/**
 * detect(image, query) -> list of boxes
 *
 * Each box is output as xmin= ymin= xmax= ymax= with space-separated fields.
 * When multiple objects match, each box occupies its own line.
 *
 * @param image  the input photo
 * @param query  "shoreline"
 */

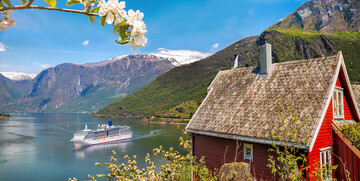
xmin=139 ymin=120 xmax=188 ymax=125
xmin=92 ymin=114 xmax=190 ymax=125
xmin=0 ymin=114 xmax=10 ymax=119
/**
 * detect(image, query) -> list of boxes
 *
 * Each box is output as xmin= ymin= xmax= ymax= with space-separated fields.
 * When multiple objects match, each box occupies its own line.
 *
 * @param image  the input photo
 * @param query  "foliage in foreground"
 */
xmin=70 ymin=127 xmax=218 ymax=181
xmin=341 ymin=122 xmax=360 ymax=149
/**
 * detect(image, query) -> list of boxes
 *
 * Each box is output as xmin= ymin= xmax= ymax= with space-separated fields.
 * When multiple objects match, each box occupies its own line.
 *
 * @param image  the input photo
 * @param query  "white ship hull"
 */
xmin=71 ymin=121 xmax=132 ymax=147
xmin=72 ymin=133 xmax=132 ymax=147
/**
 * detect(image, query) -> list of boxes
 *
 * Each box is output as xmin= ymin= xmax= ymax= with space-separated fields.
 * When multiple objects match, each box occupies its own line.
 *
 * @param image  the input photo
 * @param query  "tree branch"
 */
xmin=25 ymin=0 xmax=34 ymax=7
xmin=0 ymin=5 xmax=99 ymax=16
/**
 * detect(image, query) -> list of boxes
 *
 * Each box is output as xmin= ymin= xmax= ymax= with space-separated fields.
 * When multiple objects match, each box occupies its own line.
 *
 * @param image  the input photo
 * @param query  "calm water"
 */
xmin=0 ymin=113 xmax=186 ymax=180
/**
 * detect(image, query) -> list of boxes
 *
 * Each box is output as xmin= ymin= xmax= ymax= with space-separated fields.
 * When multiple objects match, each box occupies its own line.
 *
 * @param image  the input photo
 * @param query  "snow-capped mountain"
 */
xmin=151 ymin=48 xmax=212 ymax=66
xmin=0 ymin=72 xmax=38 ymax=81
xmin=82 ymin=55 xmax=128 ymax=67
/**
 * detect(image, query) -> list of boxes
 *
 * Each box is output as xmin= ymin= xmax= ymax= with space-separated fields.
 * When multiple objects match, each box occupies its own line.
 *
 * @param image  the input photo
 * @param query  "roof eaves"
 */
xmin=187 ymin=129 xmax=309 ymax=149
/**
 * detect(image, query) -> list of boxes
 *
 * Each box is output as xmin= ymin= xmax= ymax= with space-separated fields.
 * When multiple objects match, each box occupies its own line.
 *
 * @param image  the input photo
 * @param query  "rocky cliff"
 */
xmin=268 ymin=0 xmax=360 ymax=33
xmin=0 ymin=54 xmax=175 ymax=113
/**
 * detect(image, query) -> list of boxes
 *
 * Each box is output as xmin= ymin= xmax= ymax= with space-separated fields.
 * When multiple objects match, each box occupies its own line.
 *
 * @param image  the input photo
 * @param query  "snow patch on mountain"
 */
xmin=152 ymin=48 xmax=212 ymax=66
xmin=0 ymin=72 xmax=38 ymax=81
xmin=82 ymin=55 xmax=128 ymax=67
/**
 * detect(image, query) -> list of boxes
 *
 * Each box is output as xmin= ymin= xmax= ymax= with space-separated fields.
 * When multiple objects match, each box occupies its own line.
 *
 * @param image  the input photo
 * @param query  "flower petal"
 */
xmin=106 ymin=13 xmax=115 ymax=24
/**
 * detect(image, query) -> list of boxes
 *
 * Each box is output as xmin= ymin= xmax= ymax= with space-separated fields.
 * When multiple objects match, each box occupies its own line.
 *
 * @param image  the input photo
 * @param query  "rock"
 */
xmin=219 ymin=162 xmax=254 ymax=181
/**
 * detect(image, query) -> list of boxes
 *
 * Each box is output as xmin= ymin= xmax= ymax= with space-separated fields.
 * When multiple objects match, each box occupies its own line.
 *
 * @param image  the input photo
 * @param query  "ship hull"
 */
xmin=73 ymin=133 xmax=132 ymax=147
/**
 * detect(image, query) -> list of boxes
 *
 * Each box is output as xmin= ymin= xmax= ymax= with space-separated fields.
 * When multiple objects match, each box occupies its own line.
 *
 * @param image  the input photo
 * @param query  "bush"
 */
xmin=341 ymin=123 xmax=360 ymax=149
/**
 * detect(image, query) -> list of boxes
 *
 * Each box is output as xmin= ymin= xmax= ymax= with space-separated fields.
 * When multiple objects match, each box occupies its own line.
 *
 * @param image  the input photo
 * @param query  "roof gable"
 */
xmin=186 ymin=53 xmax=341 ymax=147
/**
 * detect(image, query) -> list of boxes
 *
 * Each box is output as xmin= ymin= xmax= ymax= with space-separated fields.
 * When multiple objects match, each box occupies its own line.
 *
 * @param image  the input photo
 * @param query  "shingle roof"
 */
xmin=186 ymin=54 xmax=341 ymax=147
xmin=352 ymin=85 xmax=360 ymax=111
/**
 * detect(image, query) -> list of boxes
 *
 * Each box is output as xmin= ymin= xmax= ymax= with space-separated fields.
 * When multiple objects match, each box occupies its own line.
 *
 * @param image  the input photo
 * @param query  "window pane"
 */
xmin=338 ymin=92 xmax=343 ymax=116
xmin=327 ymin=150 xmax=331 ymax=166
xmin=333 ymin=92 xmax=338 ymax=116
xmin=246 ymin=148 xmax=251 ymax=156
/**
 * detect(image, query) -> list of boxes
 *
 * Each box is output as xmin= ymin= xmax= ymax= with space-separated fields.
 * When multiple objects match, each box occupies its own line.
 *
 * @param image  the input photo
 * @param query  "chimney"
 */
xmin=260 ymin=43 xmax=272 ymax=74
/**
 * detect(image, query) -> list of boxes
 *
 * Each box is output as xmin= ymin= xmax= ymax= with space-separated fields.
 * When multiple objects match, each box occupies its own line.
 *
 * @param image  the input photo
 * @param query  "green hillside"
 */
xmin=96 ymin=30 xmax=360 ymax=118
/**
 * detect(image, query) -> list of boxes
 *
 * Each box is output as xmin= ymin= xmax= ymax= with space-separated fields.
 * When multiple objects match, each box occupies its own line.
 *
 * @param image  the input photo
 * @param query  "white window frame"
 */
xmin=320 ymin=147 xmax=332 ymax=181
xmin=333 ymin=87 xmax=344 ymax=119
xmin=243 ymin=143 xmax=253 ymax=161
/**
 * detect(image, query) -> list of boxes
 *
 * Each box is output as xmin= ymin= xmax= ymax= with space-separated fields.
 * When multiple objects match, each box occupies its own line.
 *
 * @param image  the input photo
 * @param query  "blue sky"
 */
xmin=0 ymin=0 xmax=308 ymax=73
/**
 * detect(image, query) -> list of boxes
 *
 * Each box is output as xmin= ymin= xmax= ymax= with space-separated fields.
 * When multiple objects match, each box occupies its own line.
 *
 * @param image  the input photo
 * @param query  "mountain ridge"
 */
xmin=268 ymin=0 xmax=360 ymax=33
xmin=97 ymin=0 xmax=360 ymax=118
xmin=0 ymin=54 xmax=176 ymax=113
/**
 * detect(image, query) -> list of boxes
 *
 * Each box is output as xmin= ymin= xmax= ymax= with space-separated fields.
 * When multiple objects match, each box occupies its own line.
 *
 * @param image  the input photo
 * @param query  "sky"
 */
xmin=0 ymin=0 xmax=308 ymax=74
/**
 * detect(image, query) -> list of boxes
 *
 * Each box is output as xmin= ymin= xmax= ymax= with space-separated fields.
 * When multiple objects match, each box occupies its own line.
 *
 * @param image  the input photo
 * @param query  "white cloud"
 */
xmin=40 ymin=64 xmax=50 ymax=68
xmin=82 ymin=40 xmax=90 ymax=46
xmin=212 ymin=43 xmax=219 ymax=49
xmin=0 ymin=42 xmax=6 ymax=51
xmin=152 ymin=48 xmax=212 ymax=66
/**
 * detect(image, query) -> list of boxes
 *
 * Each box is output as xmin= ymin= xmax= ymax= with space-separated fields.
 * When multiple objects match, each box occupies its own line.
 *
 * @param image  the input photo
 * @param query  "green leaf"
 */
xmin=44 ymin=0 xmax=56 ymax=7
xmin=3 ymin=0 xmax=11 ymax=6
xmin=88 ymin=15 xmax=95 ymax=24
xmin=66 ymin=0 xmax=80 ymax=6
xmin=0 ymin=1 xmax=3 ymax=7
xmin=113 ymin=21 xmax=126 ymax=33
xmin=91 ymin=6 xmax=100 ymax=13
xmin=100 ymin=16 xmax=106 ymax=27
xmin=115 ymin=39 xmax=130 ymax=45
xmin=21 ymin=0 xmax=27 ymax=5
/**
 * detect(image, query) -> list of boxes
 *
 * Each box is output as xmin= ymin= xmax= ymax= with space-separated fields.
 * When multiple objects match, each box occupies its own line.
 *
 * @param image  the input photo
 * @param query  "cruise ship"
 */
xmin=71 ymin=120 xmax=132 ymax=147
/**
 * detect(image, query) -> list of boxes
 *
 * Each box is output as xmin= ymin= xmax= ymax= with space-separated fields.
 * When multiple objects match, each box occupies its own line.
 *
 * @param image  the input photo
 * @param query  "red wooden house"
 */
xmin=186 ymin=43 xmax=360 ymax=180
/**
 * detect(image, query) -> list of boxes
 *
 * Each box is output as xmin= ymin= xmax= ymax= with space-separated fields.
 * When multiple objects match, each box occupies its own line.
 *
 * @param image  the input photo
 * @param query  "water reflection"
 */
xmin=0 ymin=113 xmax=185 ymax=181
xmin=74 ymin=141 xmax=131 ymax=159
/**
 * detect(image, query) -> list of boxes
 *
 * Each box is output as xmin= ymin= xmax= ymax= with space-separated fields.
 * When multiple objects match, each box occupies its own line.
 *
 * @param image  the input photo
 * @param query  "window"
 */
xmin=243 ymin=143 xmax=253 ymax=161
xmin=333 ymin=88 xmax=344 ymax=119
xmin=320 ymin=147 xmax=332 ymax=180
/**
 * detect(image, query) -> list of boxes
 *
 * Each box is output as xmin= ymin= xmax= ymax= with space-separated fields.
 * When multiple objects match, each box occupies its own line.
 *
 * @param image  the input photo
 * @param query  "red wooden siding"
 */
xmin=333 ymin=131 xmax=360 ymax=181
xmin=335 ymin=74 xmax=356 ymax=121
xmin=307 ymin=69 xmax=358 ymax=180
xmin=307 ymin=98 xmax=334 ymax=180
xmin=193 ymin=133 xmax=276 ymax=180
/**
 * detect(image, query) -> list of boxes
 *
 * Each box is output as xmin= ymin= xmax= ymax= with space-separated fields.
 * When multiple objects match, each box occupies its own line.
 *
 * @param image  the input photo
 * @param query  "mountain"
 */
xmin=268 ymin=0 xmax=359 ymax=33
xmin=97 ymin=0 xmax=360 ymax=118
xmin=0 ymin=73 xmax=22 ymax=107
xmin=0 ymin=72 xmax=37 ymax=81
xmin=0 ymin=54 xmax=175 ymax=113
xmin=0 ymin=72 xmax=36 ymax=97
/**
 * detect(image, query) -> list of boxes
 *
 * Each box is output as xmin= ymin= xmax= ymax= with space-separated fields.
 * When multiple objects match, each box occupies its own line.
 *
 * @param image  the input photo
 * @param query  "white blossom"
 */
xmin=0 ymin=10 xmax=16 ymax=31
xmin=98 ymin=0 xmax=127 ymax=25
xmin=128 ymin=26 xmax=147 ymax=50
xmin=127 ymin=9 xmax=145 ymax=28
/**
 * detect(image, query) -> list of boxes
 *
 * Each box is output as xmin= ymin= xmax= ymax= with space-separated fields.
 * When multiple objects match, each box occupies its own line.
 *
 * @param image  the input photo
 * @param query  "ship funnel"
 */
xmin=108 ymin=120 xmax=112 ymax=126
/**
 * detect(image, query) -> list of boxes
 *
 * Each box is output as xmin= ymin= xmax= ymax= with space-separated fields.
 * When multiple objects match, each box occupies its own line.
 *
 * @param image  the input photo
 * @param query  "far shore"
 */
xmin=93 ymin=114 xmax=190 ymax=125
xmin=0 ymin=113 xmax=11 ymax=119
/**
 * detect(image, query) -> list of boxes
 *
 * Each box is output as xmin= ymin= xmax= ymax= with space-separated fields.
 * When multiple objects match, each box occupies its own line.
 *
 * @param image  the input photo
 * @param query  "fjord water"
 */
xmin=0 ymin=113 xmax=186 ymax=180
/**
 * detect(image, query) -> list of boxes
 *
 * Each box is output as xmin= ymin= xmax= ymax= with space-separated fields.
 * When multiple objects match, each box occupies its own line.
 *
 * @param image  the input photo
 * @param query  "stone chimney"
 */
xmin=260 ymin=43 xmax=272 ymax=74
